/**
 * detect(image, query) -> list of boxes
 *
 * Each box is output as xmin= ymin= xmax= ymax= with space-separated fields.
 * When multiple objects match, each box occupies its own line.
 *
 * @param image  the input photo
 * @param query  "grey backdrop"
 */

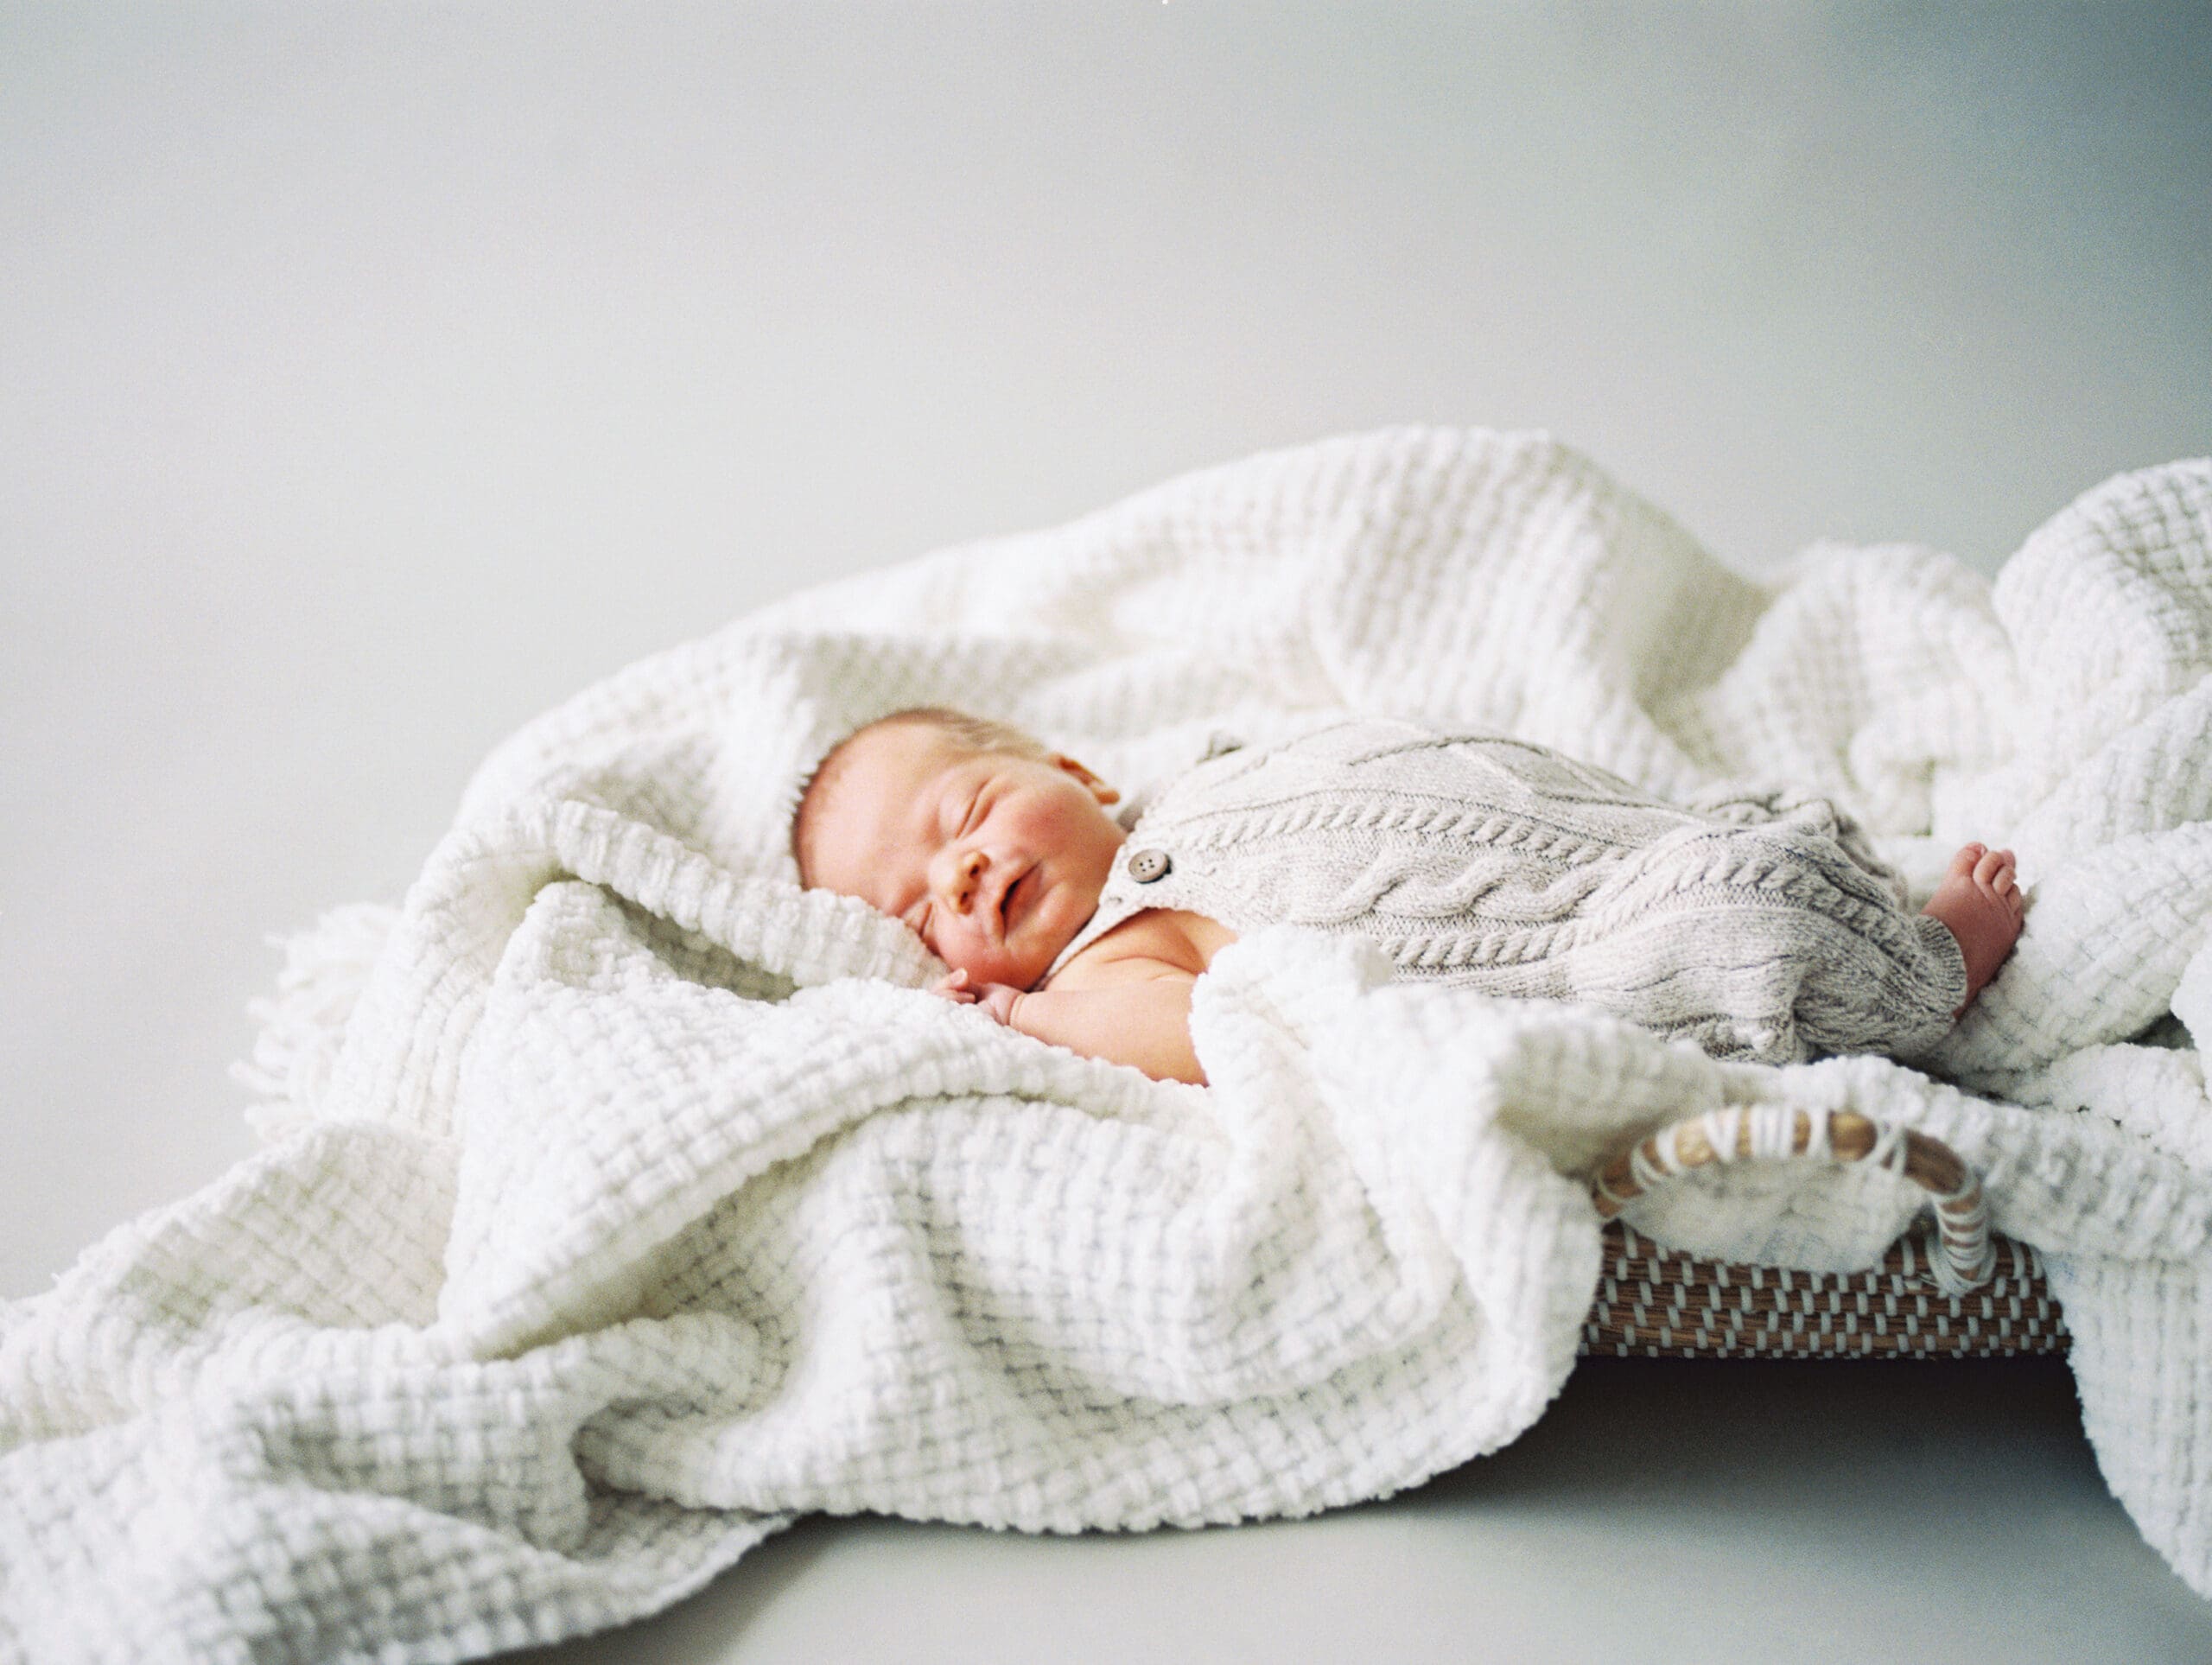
xmin=5 ymin=5 xmax=2209 ymax=1661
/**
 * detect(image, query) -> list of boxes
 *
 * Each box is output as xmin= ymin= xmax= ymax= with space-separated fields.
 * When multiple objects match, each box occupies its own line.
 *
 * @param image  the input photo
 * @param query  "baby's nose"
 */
xmin=942 ymin=848 xmax=988 ymax=913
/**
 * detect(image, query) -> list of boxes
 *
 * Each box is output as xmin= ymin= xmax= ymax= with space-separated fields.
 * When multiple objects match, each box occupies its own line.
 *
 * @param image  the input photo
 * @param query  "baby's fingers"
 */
xmin=931 ymin=969 xmax=978 ymax=1002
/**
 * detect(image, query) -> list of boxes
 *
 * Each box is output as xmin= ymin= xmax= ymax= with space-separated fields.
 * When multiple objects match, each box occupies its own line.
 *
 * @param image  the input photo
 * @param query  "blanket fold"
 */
xmin=6 ymin=427 xmax=2210 ymax=1662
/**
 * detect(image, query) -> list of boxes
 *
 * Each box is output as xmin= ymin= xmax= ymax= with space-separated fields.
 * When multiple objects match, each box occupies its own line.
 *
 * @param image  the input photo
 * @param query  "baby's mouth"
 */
xmin=999 ymin=865 xmax=1033 ymax=937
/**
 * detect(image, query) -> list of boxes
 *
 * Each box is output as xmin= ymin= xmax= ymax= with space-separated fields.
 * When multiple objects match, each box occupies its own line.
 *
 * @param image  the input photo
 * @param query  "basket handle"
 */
xmin=1590 ymin=1106 xmax=1995 ymax=1294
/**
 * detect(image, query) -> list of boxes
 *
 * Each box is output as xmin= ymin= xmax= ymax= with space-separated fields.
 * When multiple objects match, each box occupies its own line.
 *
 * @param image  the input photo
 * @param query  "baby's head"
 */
xmin=793 ymin=707 xmax=1125 ymax=989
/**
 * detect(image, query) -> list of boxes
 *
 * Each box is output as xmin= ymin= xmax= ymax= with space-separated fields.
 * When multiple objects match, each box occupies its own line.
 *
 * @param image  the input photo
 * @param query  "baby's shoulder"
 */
xmin=1045 ymin=908 xmax=1236 ymax=989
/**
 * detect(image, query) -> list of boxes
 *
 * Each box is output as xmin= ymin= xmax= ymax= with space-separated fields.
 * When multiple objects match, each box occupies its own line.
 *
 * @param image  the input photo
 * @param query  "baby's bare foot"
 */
xmin=1921 ymin=842 xmax=2025 ymax=1016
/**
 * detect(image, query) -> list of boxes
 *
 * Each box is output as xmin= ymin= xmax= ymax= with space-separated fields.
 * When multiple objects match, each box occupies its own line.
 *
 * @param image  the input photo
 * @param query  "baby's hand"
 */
xmin=972 ymin=982 xmax=1023 ymax=1025
xmin=930 ymin=969 xmax=1023 ymax=1026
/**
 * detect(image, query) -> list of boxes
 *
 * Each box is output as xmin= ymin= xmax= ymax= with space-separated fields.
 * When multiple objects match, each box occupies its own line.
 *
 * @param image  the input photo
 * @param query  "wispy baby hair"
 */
xmin=791 ymin=706 xmax=1049 ymax=885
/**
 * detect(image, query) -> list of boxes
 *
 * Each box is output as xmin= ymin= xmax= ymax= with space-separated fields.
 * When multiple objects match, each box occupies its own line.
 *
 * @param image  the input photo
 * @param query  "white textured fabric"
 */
xmin=5 ymin=429 xmax=2211 ymax=1661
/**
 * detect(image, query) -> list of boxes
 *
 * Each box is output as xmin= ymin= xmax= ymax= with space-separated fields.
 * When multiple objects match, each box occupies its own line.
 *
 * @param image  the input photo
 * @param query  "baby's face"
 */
xmin=802 ymin=722 xmax=1125 ymax=989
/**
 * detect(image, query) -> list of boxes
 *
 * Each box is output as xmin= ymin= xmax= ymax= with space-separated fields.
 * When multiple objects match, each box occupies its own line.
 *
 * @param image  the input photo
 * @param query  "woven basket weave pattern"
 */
xmin=1580 ymin=1223 xmax=2069 ymax=1359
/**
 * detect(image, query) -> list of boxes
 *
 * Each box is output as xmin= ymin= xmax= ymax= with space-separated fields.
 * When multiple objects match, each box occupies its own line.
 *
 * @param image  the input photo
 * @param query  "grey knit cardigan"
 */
xmin=1048 ymin=717 xmax=1967 ymax=1067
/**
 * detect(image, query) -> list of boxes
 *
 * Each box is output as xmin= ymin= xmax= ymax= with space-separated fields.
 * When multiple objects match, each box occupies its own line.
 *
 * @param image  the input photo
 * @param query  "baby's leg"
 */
xmin=1682 ymin=782 xmax=1910 ymax=903
xmin=1920 ymin=843 xmax=2025 ymax=1015
xmin=1593 ymin=819 xmax=1974 ymax=1065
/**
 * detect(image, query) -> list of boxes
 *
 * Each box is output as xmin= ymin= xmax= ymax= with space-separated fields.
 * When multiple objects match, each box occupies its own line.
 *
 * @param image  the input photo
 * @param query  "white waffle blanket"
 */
xmin=6 ymin=429 xmax=2212 ymax=1661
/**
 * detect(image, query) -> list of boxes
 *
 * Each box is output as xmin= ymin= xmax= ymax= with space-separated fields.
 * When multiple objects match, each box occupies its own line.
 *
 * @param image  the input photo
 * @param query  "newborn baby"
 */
xmin=792 ymin=707 xmax=2024 ymax=1086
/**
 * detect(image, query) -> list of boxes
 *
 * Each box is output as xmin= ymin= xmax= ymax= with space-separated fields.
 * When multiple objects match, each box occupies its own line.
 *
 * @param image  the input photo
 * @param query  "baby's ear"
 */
xmin=1052 ymin=753 xmax=1120 ymax=805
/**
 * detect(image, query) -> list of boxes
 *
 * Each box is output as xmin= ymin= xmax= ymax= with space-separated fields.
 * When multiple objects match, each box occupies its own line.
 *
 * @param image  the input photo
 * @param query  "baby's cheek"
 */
xmin=935 ymin=937 xmax=993 ymax=982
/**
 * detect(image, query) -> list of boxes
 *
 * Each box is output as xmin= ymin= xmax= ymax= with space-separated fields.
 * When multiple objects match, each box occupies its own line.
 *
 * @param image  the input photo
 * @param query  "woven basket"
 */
xmin=1578 ymin=1106 xmax=2069 ymax=1360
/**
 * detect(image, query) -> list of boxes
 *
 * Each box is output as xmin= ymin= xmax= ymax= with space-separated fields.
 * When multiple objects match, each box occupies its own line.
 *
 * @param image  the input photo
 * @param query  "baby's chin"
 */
xmin=948 ymin=918 xmax=1090 ymax=993
xmin=1027 ymin=890 xmax=1105 ymax=986
xmin=947 ymin=944 xmax=1057 ymax=993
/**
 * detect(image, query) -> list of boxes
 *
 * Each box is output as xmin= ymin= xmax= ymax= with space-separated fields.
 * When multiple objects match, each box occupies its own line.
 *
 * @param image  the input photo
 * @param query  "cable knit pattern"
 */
xmin=3 ymin=428 xmax=2211 ymax=1662
xmin=1050 ymin=715 xmax=1965 ymax=1064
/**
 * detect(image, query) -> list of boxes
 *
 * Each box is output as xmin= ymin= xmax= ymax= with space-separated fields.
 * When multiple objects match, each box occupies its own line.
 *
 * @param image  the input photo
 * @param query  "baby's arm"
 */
xmin=934 ymin=964 xmax=1204 ymax=1085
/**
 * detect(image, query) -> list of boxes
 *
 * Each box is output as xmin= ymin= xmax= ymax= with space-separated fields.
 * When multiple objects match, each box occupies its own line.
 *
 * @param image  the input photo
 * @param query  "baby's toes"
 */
xmin=1973 ymin=847 xmax=2010 ymax=888
xmin=1947 ymin=842 xmax=1988 ymax=880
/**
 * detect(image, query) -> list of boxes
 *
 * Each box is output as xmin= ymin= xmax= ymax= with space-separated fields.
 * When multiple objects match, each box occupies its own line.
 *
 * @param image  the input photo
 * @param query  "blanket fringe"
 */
xmin=231 ymin=902 xmax=398 ymax=1141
